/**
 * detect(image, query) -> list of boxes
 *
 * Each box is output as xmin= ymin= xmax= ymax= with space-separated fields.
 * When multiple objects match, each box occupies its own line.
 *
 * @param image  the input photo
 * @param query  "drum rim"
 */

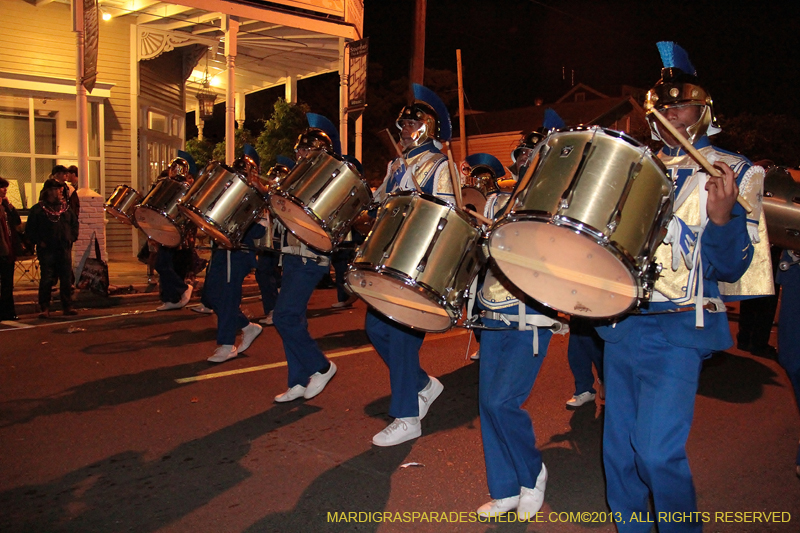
xmin=383 ymin=190 xmax=478 ymax=226
xmin=491 ymin=214 xmax=643 ymax=275
xmin=547 ymin=126 xmax=668 ymax=174
xmin=488 ymin=217 xmax=643 ymax=318
xmin=344 ymin=266 xmax=457 ymax=332
xmin=178 ymin=203 xmax=239 ymax=248
xmin=268 ymin=192 xmax=340 ymax=253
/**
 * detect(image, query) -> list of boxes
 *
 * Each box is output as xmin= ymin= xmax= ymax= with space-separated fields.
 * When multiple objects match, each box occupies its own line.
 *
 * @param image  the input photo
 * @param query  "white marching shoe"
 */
xmin=517 ymin=463 xmax=548 ymax=521
xmin=372 ymin=417 xmax=421 ymax=447
xmin=238 ymin=323 xmax=262 ymax=353
xmin=207 ymin=344 xmax=238 ymax=363
xmin=476 ymin=495 xmax=520 ymax=518
xmin=418 ymin=376 xmax=443 ymax=420
xmin=274 ymin=384 xmax=307 ymax=403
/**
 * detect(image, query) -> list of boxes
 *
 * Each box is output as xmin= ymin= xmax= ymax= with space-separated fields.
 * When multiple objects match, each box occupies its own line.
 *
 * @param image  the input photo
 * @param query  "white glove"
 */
xmin=663 ymin=216 xmax=698 ymax=271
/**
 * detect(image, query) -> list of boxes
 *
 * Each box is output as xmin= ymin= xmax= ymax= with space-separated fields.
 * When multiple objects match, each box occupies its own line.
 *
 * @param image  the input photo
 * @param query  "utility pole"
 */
xmin=410 ymin=0 xmax=426 ymax=86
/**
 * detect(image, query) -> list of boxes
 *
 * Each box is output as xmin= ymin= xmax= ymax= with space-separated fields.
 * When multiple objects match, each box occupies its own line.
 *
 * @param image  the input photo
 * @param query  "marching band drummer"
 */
xmin=460 ymin=153 xmax=508 ymax=361
xmin=366 ymin=84 xmax=452 ymax=447
xmin=204 ymin=145 xmax=267 ymax=363
xmin=473 ymin=118 xmax=568 ymax=520
xmin=272 ymin=114 xmax=340 ymax=403
xmin=598 ymin=42 xmax=771 ymax=532
xmin=255 ymin=155 xmax=295 ymax=327
xmin=154 ymin=151 xmax=197 ymax=311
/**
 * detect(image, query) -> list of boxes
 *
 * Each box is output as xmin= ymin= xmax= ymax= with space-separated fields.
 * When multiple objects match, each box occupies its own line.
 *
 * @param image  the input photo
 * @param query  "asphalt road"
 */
xmin=0 ymin=291 xmax=798 ymax=532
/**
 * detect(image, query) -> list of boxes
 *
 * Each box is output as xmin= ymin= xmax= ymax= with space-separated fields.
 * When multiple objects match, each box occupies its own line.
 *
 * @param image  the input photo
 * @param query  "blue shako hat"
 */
xmin=276 ymin=155 xmax=295 ymax=170
xmin=342 ymin=154 xmax=364 ymax=175
xmin=397 ymin=83 xmax=452 ymax=143
xmin=296 ymin=113 xmax=342 ymax=156
xmin=243 ymin=143 xmax=260 ymax=169
xmin=542 ymin=108 xmax=565 ymax=132
xmin=645 ymin=41 xmax=720 ymax=141
xmin=176 ymin=150 xmax=197 ymax=177
xmin=464 ymin=153 xmax=506 ymax=179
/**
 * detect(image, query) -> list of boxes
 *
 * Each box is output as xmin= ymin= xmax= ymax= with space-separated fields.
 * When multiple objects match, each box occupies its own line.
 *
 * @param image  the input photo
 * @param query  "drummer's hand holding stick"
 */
xmin=648 ymin=107 xmax=752 ymax=214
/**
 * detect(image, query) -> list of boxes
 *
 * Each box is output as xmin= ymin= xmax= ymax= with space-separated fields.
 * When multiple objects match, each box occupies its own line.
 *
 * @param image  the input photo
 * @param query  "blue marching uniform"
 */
xmin=365 ymin=140 xmax=453 ymax=418
xmin=476 ymin=192 xmax=565 ymax=503
xmin=205 ymin=222 xmax=266 ymax=345
xmin=597 ymin=136 xmax=761 ymax=532
xmin=273 ymin=233 xmax=332 ymax=389
xmin=777 ymin=251 xmax=800 ymax=471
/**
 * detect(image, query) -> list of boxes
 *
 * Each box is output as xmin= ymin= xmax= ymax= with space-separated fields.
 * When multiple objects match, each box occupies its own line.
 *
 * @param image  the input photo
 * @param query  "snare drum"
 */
xmin=178 ymin=161 xmax=269 ymax=248
xmin=269 ymin=150 xmax=372 ymax=253
xmin=346 ymin=191 xmax=485 ymax=332
xmin=488 ymin=127 xmax=673 ymax=318
xmin=763 ymin=166 xmax=800 ymax=251
xmin=133 ymin=178 xmax=192 ymax=247
xmin=104 ymin=185 xmax=143 ymax=226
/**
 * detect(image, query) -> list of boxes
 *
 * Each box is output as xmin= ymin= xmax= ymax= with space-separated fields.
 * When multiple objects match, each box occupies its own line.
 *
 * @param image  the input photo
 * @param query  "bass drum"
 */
xmin=763 ymin=166 xmax=800 ymax=251
xmin=134 ymin=178 xmax=192 ymax=247
xmin=345 ymin=191 xmax=485 ymax=332
xmin=179 ymin=161 xmax=268 ymax=248
xmin=104 ymin=185 xmax=142 ymax=226
xmin=269 ymin=150 xmax=372 ymax=253
xmin=489 ymin=126 xmax=673 ymax=318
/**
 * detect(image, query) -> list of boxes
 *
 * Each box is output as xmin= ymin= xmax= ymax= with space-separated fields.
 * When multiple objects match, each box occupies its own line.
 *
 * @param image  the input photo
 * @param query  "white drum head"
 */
xmin=270 ymin=196 xmax=332 ymax=252
xmin=490 ymin=221 xmax=637 ymax=317
xmin=461 ymin=187 xmax=487 ymax=214
xmin=134 ymin=208 xmax=182 ymax=247
xmin=346 ymin=269 xmax=453 ymax=332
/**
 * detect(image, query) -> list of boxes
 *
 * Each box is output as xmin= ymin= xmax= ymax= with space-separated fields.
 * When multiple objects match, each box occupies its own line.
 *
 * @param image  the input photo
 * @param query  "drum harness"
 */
xmin=464 ymin=276 xmax=568 ymax=356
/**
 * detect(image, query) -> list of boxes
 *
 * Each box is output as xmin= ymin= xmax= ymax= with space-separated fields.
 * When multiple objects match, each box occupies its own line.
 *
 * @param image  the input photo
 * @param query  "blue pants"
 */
xmin=778 ymin=264 xmax=800 ymax=467
xmin=365 ymin=309 xmax=429 ymax=418
xmin=331 ymin=247 xmax=355 ymax=302
xmin=155 ymin=246 xmax=189 ymax=304
xmin=479 ymin=319 xmax=552 ymax=499
xmin=603 ymin=315 xmax=704 ymax=533
xmin=567 ymin=317 xmax=604 ymax=395
xmin=255 ymin=252 xmax=280 ymax=315
xmin=205 ymin=250 xmax=252 ymax=345
xmin=273 ymin=255 xmax=329 ymax=388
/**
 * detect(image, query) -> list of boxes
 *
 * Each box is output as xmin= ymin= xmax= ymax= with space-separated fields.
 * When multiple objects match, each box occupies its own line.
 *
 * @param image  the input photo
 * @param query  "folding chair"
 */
xmin=14 ymin=256 xmax=40 ymax=284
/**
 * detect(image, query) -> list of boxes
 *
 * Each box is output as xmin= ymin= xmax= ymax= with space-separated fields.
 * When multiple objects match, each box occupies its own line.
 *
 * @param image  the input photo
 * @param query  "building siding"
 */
xmin=2 ymin=1 xmax=135 ymax=256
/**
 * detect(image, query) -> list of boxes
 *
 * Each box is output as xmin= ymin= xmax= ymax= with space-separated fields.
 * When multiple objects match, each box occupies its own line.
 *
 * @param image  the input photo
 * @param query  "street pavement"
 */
xmin=0 ymin=281 xmax=799 ymax=532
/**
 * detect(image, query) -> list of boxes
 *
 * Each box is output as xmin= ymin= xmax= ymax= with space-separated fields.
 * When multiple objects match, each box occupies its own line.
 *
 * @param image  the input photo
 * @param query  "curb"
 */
xmin=12 ymin=281 xmax=263 ymax=317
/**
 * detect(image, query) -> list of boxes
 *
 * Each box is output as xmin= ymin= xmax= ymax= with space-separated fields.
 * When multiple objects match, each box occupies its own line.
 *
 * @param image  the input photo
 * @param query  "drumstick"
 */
xmin=445 ymin=141 xmax=464 ymax=209
xmin=648 ymin=107 xmax=753 ymax=213
xmin=384 ymin=128 xmax=423 ymax=194
xmin=464 ymin=207 xmax=492 ymax=226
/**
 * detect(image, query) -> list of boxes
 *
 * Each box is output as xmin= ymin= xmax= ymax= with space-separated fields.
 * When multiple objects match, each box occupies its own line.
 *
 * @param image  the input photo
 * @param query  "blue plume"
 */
xmin=243 ymin=143 xmax=260 ymax=168
xmin=656 ymin=41 xmax=696 ymax=75
xmin=412 ymin=83 xmax=452 ymax=142
xmin=306 ymin=113 xmax=341 ymax=156
xmin=177 ymin=149 xmax=197 ymax=176
xmin=464 ymin=153 xmax=506 ymax=178
xmin=342 ymin=154 xmax=364 ymax=175
xmin=276 ymin=155 xmax=295 ymax=170
xmin=542 ymin=108 xmax=565 ymax=131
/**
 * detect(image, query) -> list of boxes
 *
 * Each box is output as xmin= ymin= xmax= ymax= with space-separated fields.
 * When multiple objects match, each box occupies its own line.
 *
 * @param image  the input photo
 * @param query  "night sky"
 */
xmin=196 ymin=1 xmax=800 ymax=144
xmin=363 ymin=0 xmax=800 ymax=119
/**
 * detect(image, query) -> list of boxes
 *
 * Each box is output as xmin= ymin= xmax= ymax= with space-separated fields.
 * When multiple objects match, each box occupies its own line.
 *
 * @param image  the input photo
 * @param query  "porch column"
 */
xmin=235 ymin=90 xmax=246 ymax=130
xmin=73 ymin=0 xmax=105 ymax=266
xmin=338 ymin=38 xmax=347 ymax=155
xmin=223 ymin=15 xmax=239 ymax=164
xmin=285 ymin=73 xmax=297 ymax=104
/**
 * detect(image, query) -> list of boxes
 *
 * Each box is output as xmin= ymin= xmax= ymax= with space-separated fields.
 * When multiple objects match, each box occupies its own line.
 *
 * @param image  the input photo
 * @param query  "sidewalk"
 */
xmin=9 ymin=255 xmax=260 ymax=316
